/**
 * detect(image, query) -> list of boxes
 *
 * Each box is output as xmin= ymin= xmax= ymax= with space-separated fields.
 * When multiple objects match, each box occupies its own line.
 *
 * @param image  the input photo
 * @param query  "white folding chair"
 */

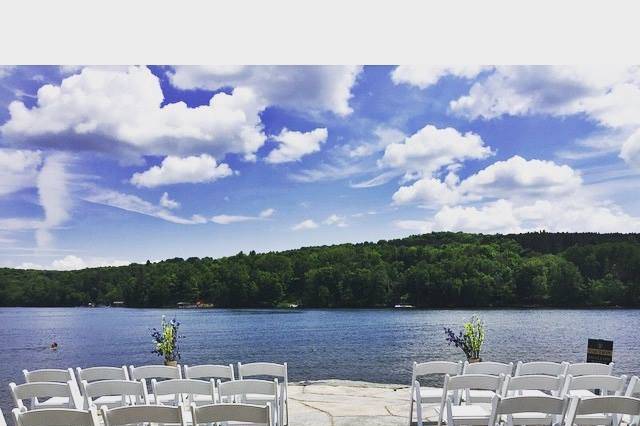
xmin=152 ymin=378 xmax=215 ymax=406
xmin=191 ymin=403 xmax=272 ymax=426
xmin=623 ymin=376 xmax=640 ymax=425
xmin=218 ymin=380 xmax=279 ymax=426
xmin=101 ymin=404 xmax=186 ymax=426
xmin=238 ymin=362 xmax=288 ymax=426
xmin=409 ymin=361 xmax=463 ymax=426
xmin=184 ymin=364 xmax=235 ymax=405
xmin=514 ymin=362 xmax=568 ymax=377
xmin=129 ymin=364 xmax=182 ymax=404
xmin=562 ymin=374 xmax=627 ymax=400
xmin=76 ymin=366 xmax=129 ymax=382
xmin=12 ymin=407 xmax=100 ymax=426
xmin=565 ymin=395 xmax=640 ymax=426
xmin=488 ymin=395 xmax=569 ymax=426
xmin=20 ymin=368 xmax=82 ymax=410
xmin=462 ymin=362 xmax=513 ymax=403
xmin=10 ymin=381 xmax=79 ymax=411
xmin=82 ymin=379 xmax=148 ymax=409
xmin=503 ymin=375 xmax=566 ymax=398
xmin=567 ymin=362 xmax=614 ymax=377
xmin=0 ymin=408 xmax=5 ymax=426
xmin=438 ymin=374 xmax=505 ymax=426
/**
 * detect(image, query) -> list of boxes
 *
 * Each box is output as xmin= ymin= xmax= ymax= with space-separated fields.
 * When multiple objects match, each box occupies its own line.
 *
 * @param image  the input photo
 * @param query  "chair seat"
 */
xmin=91 ymin=395 xmax=129 ymax=408
xmin=33 ymin=396 xmax=71 ymax=409
xmin=187 ymin=394 xmax=215 ymax=405
xmin=147 ymin=394 xmax=177 ymax=405
xmin=569 ymin=390 xmax=597 ymax=398
xmin=572 ymin=413 xmax=611 ymax=425
xmin=448 ymin=404 xmax=492 ymax=425
xmin=518 ymin=389 xmax=550 ymax=397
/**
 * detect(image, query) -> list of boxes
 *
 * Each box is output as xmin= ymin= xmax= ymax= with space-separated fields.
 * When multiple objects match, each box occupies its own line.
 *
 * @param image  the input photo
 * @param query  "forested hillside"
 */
xmin=1 ymin=232 xmax=640 ymax=308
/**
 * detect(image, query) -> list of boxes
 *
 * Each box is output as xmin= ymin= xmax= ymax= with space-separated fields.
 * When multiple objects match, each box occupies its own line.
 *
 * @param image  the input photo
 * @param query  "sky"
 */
xmin=1 ymin=65 xmax=640 ymax=270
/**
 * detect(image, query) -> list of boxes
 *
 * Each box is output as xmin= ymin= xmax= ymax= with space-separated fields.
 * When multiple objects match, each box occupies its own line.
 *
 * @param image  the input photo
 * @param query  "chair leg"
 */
xmin=416 ymin=401 xmax=423 ymax=426
xmin=408 ymin=398 xmax=414 ymax=426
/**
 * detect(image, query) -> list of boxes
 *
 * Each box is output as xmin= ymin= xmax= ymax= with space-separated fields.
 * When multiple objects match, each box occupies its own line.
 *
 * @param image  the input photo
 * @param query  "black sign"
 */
xmin=587 ymin=339 xmax=613 ymax=364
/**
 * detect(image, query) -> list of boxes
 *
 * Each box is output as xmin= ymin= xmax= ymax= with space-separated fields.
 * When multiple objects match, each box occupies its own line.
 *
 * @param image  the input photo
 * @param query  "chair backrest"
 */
xmin=625 ymin=376 xmax=640 ymax=397
xmin=76 ymin=366 xmax=129 ymax=382
xmin=184 ymin=364 xmax=235 ymax=381
xmin=12 ymin=408 xmax=99 ymax=426
xmin=562 ymin=374 xmax=627 ymax=396
xmin=238 ymin=362 xmax=287 ymax=380
xmin=566 ymin=395 xmax=640 ymax=425
xmin=463 ymin=361 xmax=513 ymax=376
xmin=503 ymin=375 xmax=565 ymax=396
xmin=514 ymin=361 xmax=568 ymax=377
xmin=152 ymin=379 xmax=215 ymax=405
xmin=101 ymin=405 xmax=185 ymax=426
xmin=412 ymin=361 xmax=463 ymax=382
xmin=82 ymin=380 xmax=147 ymax=408
xmin=10 ymin=382 xmax=75 ymax=410
xmin=217 ymin=379 xmax=278 ymax=403
xmin=444 ymin=373 xmax=504 ymax=395
xmin=566 ymin=362 xmax=614 ymax=376
xmin=190 ymin=403 xmax=271 ymax=426
xmin=129 ymin=365 xmax=182 ymax=381
xmin=489 ymin=395 xmax=568 ymax=426
xmin=23 ymin=369 xmax=75 ymax=383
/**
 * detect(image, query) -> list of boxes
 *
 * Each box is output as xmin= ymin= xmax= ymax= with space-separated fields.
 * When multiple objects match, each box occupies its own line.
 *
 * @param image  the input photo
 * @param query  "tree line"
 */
xmin=1 ymin=231 xmax=640 ymax=308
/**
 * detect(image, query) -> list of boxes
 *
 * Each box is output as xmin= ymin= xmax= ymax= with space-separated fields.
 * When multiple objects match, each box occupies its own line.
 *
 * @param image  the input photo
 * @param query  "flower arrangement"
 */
xmin=444 ymin=315 xmax=485 ymax=361
xmin=151 ymin=316 xmax=182 ymax=365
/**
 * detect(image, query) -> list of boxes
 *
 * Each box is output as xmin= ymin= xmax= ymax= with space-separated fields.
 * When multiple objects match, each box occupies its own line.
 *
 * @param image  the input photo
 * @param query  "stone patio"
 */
xmin=288 ymin=379 xmax=439 ymax=426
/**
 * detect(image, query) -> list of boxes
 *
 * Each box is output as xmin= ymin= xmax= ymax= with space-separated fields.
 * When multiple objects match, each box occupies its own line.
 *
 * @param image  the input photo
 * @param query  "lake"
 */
xmin=1 ymin=307 xmax=639 ymax=411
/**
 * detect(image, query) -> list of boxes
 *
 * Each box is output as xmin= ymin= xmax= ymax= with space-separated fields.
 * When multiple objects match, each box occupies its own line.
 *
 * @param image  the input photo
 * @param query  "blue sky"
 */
xmin=1 ymin=65 xmax=640 ymax=270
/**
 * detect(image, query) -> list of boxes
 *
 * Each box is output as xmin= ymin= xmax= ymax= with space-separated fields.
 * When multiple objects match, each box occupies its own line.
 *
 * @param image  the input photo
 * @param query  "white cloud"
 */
xmin=392 ymin=156 xmax=583 ymax=207
xmin=450 ymin=66 xmax=640 ymax=129
xmin=131 ymin=154 xmax=233 ymax=188
xmin=49 ymin=255 xmax=130 ymax=271
xmin=391 ymin=65 xmax=491 ymax=89
xmin=159 ymin=192 xmax=180 ymax=210
xmin=323 ymin=214 xmax=348 ymax=227
xmin=289 ymin=159 xmax=365 ymax=183
xmin=0 ymin=149 xmax=42 ymax=196
xmin=168 ymin=66 xmax=362 ymax=116
xmin=35 ymin=154 xmax=71 ymax=247
xmin=620 ymin=129 xmax=640 ymax=169
xmin=84 ymin=189 xmax=206 ymax=225
xmin=211 ymin=208 xmax=275 ymax=225
xmin=379 ymin=124 xmax=492 ymax=177
xmin=291 ymin=219 xmax=318 ymax=231
xmin=345 ymin=127 xmax=406 ymax=159
xmin=266 ymin=128 xmax=328 ymax=164
xmin=1 ymin=66 xmax=266 ymax=160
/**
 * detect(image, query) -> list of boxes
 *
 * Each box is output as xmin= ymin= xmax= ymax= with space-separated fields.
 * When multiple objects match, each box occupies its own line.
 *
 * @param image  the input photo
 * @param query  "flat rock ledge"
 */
xmin=289 ymin=380 xmax=439 ymax=426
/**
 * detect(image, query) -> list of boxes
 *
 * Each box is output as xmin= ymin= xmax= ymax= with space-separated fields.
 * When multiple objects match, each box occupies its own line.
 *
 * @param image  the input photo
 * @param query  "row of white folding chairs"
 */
xmin=11 ymin=377 xmax=286 ymax=426
xmin=16 ymin=362 xmax=289 ymax=423
xmin=409 ymin=361 xmax=627 ymax=426
xmin=8 ymin=402 xmax=274 ymax=426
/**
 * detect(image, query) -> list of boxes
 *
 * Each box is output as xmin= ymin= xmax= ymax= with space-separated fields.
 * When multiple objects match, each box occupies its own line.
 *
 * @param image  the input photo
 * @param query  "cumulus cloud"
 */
xmin=393 ymin=156 xmax=583 ymax=206
xmin=291 ymin=219 xmax=318 ymax=231
xmin=159 ymin=192 xmax=180 ymax=210
xmin=1 ymin=66 xmax=266 ymax=160
xmin=0 ymin=149 xmax=42 ymax=196
xmin=391 ymin=65 xmax=491 ymax=89
xmin=168 ymin=66 xmax=362 ymax=116
xmin=395 ymin=198 xmax=640 ymax=235
xmin=620 ymin=129 xmax=640 ymax=169
xmin=35 ymin=154 xmax=71 ymax=247
xmin=266 ymin=128 xmax=328 ymax=164
xmin=211 ymin=208 xmax=275 ymax=225
xmin=450 ymin=66 xmax=640 ymax=129
xmin=84 ymin=189 xmax=206 ymax=225
xmin=50 ymin=255 xmax=130 ymax=271
xmin=379 ymin=124 xmax=492 ymax=177
xmin=323 ymin=214 xmax=348 ymax=227
xmin=131 ymin=154 xmax=233 ymax=187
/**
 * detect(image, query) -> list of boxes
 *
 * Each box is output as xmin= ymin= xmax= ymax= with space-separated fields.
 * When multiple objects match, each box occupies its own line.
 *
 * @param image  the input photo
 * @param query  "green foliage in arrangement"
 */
xmin=445 ymin=315 xmax=486 ymax=359
xmin=1 ymin=231 xmax=640 ymax=308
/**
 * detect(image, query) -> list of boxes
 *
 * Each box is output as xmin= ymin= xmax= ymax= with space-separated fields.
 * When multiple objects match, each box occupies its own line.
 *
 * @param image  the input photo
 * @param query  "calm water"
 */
xmin=1 ymin=308 xmax=639 ymax=411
